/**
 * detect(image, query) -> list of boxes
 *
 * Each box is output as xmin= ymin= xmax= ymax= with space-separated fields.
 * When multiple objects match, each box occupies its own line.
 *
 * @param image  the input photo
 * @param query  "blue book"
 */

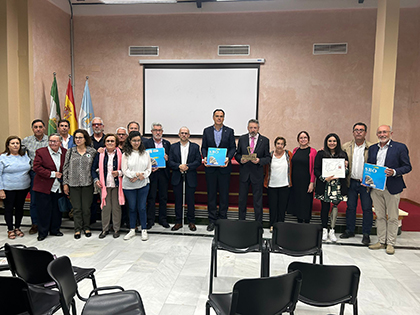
xmin=362 ymin=163 xmax=387 ymax=191
xmin=146 ymin=148 xmax=166 ymax=168
xmin=207 ymin=147 xmax=227 ymax=167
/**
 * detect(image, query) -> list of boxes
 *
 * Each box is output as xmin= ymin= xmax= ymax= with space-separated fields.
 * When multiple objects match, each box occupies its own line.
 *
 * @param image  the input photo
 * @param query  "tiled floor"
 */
xmin=2 ymin=216 xmax=420 ymax=315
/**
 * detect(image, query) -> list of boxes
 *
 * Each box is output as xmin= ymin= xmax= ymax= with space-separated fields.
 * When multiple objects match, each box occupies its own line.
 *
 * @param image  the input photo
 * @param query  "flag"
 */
xmin=48 ymin=75 xmax=61 ymax=135
xmin=78 ymin=79 xmax=95 ymax=136
xmin=63 ymin=78 xmax=78 ymax=135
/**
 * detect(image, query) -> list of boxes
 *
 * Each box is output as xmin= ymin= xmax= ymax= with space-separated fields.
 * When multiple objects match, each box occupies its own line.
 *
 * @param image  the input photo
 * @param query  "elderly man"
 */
xmin=169 ymin=127 xmax=202 ymax=231
xmin=144 ymin=123 xmax=171 ymax=229
xmin=116 ymin=127 xmax=128 ymax=150
xmin=367 ymin=125 xmax=412 ymax=255
xmin=91 ymin=117 xmax=105 ymax=150
xmin=340 ymin=122 xmax=373 ymax=245
xmin=22 ymin=119 xmax=49 ymax=235
xmin=235 ymin=119 xmax=271 ymax=222
xmin=127 ymin=121 xmax=140 ymax=133
xmin=32 ymin=134 xmax=67 ymax=241
xmin=57 ymin=119 xmax=75 ymax=149
xmin=201 ymin=109 xmax=236 ymax=231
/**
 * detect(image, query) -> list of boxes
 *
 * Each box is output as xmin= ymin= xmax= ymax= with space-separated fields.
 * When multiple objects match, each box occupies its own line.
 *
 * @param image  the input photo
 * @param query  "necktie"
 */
xmin=250 ymin=136 xmax=255 ymax=154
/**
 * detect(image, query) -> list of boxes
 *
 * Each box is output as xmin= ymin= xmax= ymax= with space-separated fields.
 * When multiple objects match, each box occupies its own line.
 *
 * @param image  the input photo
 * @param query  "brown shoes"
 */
xmin=386 ymin=244 xmax=395 ymax=255
xmin=29 ymin=224 xmax=38 ymax=235
xmin=188 ymin=223 xmax=197 ymax=231
xmin=369 ymin=242 xmax=386 ymax=250
xmin=171 ymin=223 xmax=183 ymax=231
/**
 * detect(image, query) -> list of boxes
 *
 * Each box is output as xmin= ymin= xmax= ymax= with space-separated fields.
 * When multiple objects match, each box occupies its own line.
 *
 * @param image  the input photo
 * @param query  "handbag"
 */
xmin=58 ymin=195 xmax=72 ymax=213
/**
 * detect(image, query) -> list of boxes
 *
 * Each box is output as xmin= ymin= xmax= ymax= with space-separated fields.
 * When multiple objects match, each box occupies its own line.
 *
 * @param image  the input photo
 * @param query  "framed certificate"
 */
xmin=146 ymin=148 xmax=166 ymax=168
xmin=322 ymin=158 xmax=346 ymax=178
xmin=362 ymin=163 xmax=387 ymax=191
xmin=207 ymin=148 xmax=227 ymax=167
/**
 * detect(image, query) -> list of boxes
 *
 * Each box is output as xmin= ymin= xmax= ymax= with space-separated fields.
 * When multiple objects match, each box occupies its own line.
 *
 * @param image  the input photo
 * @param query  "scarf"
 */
xmin=99 ymin=147 xmax=125 ymax=209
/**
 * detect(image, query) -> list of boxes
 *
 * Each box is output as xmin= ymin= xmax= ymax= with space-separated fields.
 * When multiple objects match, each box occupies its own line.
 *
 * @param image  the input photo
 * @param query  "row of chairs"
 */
xmin=207 ymin=219 xmax=360 ymax=315
xmin=1 ymin=244 xmax=146 ymax=315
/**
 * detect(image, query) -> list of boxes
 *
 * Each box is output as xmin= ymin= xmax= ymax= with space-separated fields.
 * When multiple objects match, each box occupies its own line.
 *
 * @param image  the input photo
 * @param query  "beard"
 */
xmin=94 ymin=129 xmax=103 ymax=135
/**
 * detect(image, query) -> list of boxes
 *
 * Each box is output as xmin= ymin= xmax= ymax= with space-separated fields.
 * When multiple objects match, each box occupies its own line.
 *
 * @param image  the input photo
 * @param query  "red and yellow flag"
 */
xmin=63 ymin=78 xmax=78 ymax=135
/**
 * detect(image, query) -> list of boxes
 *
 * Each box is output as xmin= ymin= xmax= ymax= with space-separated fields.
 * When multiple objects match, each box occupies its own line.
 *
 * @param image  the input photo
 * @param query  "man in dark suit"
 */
xmin=367 ymin=125 xmax=411 ymax=255
xmin=235 ymin=119 xmax=271 ymax=222
xmin=144 ymin=123 xmax=171 ymax=229
xmin=169 ymin=127 xmax=202 ymax=231
xmin=32 ymin=134 xmax=67 ymax=241
xmin=202 ymin=109 xmax=236 ymax=231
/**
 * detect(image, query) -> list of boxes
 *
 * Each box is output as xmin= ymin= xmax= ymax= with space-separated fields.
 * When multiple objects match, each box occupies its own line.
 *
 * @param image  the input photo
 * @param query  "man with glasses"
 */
xmin=340 ymin=123 xmax=373 ymax=245
xmin=91 ymin=117 xmax=105 ymax=150
xmin=367 ymin=125 xmax=411 ymax=255
xmin=144 ymin=123 xmax=171 ymax=229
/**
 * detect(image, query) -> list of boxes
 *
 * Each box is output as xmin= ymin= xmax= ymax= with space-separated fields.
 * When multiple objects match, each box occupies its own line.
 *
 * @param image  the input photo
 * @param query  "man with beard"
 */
xmin=91 ymin=117 xmax=105 ymax=150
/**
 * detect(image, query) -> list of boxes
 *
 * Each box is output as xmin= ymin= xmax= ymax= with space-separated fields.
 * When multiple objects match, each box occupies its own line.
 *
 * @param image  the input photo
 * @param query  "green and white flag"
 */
xmin=48 ymin=75 xmax=61 ymax=135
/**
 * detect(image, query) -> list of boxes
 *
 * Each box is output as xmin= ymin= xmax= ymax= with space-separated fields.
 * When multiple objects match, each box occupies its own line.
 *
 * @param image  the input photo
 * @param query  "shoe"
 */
xmin=369 ymin=242 xmax=386 ymax=250
xmin=322 ymin=228 xmax=328 ymax=241
xmin=386 ymin=244 xmax=395 ymax=255
xmin=188 ymin=223 xmax=197 ymax=231
xmin=29 ymin=224 xmax=38 ymax=235
xmin=160 ymin=222 xmax=170 ymax=229
xmin=146 ymin=223 xmax=153 ymax=230
xmin=37 ymin=235 xmax=46 ymax=241
xmin=207 ymin=223 xmax=215 ymax=232
xmin=7 ymin=230 xmax=16 ymax=239
xmin=171 ymin=223 xmax=183 ymax=231
xmin=84 ymin=231 xmax=92 ymax=238
xmin=362 ymin=234 xmax=371 ymax=245
xmin=141 ymin=230 xmax=148 ymax=241
xmin=74 ymin=233 xmax=81 ymax=239
xmin=270 ymin=226 xmax=273 ymax=233
xmin=124 ymin=229 xmax=136 ymax=240
xmin=14 ymin=228 xmax=24 ymax=237
xmin=113 ymin=231 xmax=120 ymax=238
xmin=99 ymin=231 xmax=109 ymax=239
xmin=51 ymin=231 xmax=63 ymax=236
xmin=340 ymin=230 xmax=355 ymax=239
xmin=329 ymin=229 xmax=337 ymax=242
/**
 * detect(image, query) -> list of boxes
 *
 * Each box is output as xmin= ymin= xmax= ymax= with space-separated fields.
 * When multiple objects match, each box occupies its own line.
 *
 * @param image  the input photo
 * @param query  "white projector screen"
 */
xmin=143 ymin=64 xmax=260 ymax=136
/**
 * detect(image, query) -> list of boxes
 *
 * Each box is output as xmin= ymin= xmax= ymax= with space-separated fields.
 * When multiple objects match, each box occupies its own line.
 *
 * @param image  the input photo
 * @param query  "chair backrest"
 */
xmin=215 ymin=219 xmax=263 ymax=250
xmin=0 ymin=276 xmax=34 ymax=315
xmin=5 ymin=243 xmax=55 ymax=285
xmin=288 ymin=262 xmax=360 ymax=306
xmin=272 ymin=222 xmax=323 ymax=252
xmin=230 ymin=270 xmax=302 ymax=315
xmin=47 ymin=256 xmax=78 ymax=315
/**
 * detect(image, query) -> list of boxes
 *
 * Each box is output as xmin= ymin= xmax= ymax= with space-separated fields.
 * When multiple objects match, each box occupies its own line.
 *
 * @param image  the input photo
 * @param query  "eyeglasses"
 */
xmin=152 ymin=129 xmax=163 ymax=133
xmin=49 ymin=140 xmax=59 ymax=143
xmin=92 ymin=123 xmax=102 ymax=127
xmin=179 ymin=132 xmax=189 ymax=135
xmin=106 ymin=140 xmax=115 ymax=143
xmin=117 ymin=133 xmax=126 ymax=136
xmin=353 ymin=129 xmax=366 ymax=133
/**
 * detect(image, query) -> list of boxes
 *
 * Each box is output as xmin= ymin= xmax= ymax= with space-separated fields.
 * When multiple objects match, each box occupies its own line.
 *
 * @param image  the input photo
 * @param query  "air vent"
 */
xmin=218 ymin=45 xmax=250 ymax=56
xmin=313 ymin=43 xmax=347 ymax=55
xmin=129 ymin=46 xmax=159 ymax=56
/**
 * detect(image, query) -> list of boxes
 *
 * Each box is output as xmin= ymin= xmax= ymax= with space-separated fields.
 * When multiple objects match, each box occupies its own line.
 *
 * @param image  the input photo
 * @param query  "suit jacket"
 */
xmin=144 ymin=137 xmax=172 ymax=179
xmin=235 ymin=133 xmax=271 ymax=183
xmin=33 ymin=147 xmax=67 ymax=194
xmin=201 ymin=125 xmax=236 ymax=174
xmin=169 ymin=142 xmax=202 ymax=187
xmin=367 ymin=140 xmax=412 ymax=194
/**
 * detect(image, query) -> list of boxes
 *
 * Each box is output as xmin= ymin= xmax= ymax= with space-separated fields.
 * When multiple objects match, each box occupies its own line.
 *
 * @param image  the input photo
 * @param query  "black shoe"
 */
xmin=188 ymin=223 xmax=197 ymax=231
xmin=171 ymin=223 xmax=183 ymax=231
xmin=160 ymin=222 xmax=170 ymax=229
xmin=50 ymin=231 xmax=63 ymax=236
xmin=146 ymin=223 xmax=154 ymax=230
xmin=339 ymin=230 xmax=355 ymax=239
xmin=74 ymin=233 xmax=81 ymax=239
xmin=84 ymin=231 xmax=92 ymax=238
xmin=362 ymin=234 xmax=371 ymax=245
xmin=113 ymin=231 xmax=120 ymax=238
xmin=37 ymin=235 xmax=46 ymax=241
xmin=99 ymin=231 xmax=109 ymax=239
xmin=207 ymin=223 xmax=215 ymax=232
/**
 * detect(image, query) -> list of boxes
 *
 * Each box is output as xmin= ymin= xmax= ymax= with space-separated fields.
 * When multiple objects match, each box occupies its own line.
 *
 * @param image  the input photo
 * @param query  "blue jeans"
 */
xmin=124 ymin=185 xmax=149 ymax=230
xmin=29 ymin=170 xmax=38 ymax=225
xmin=346 ymin=179 xmax=373 ymax=235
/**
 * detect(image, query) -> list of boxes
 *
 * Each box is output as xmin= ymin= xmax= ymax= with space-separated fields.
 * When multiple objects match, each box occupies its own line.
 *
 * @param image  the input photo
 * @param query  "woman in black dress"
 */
xmin=288 ymin=131 xmax=317 ymax=223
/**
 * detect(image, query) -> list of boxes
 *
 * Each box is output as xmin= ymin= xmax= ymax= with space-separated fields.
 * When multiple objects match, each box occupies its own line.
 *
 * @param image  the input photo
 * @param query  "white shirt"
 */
xmin=351 ymin=142 xmax=366 ymax=180
xmin=376 ymin=140 xmax=390 ymax=167
xmin=122 ymin=150 xmax=151 ymax=190
xmin=106 ymin=151 xmax=116 ymax=188
xmin=181 ymin=141 xmax=190 ymax=166
xmin=48 ymin=146 xmax=62 ymax=193
xmin=61 ymin=136 xmax=70 ymax=149
xmin=269 ymin=153 xmax=289 ymax=188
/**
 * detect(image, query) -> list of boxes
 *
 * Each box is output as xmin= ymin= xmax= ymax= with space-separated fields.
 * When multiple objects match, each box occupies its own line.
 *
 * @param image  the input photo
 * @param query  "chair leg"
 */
xmin=209 ymin=247 xmax=215 ymax=294
xmin=214 ymin=248 xmax=218 ymax=278
xmin=261 ymin=246 xmax=270 ymax=277
xmin=339 ymin=303 xmax=345 ymax=315
xmin=353 ymin=299 xmax=358 ymax=315
xmin=205 ymin=301 xmax=211 ymax=315
xmin=320 ymin=251 xmax=323 ymax=265
xmin=312 ymin=254 xmax=316 ymax=264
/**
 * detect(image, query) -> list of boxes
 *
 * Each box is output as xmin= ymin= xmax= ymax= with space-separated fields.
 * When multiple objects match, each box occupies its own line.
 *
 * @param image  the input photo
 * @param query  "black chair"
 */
xmin=288 ymin=262 xmax=361 ymax=315
xmin=206 ymin=270 xmax=302 ymax=315
xmin=0 ymin=244 xmax=36 ymax=272
xmin=209 ymin=219 xmax=269 ymax=294
xmin=0 ymin=275 xmax=61 ymax=315
xmin=5 ymin=243 xmax=97 ymax=301
xmin=48 ymin=256 xmax=146 ymax=315
xmin=270 ymin=222 xmax=323 ymax=265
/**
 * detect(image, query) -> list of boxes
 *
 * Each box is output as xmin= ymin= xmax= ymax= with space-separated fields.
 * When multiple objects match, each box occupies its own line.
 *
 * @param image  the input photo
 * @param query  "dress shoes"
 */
xmin=113 ymin=231 xmax=120 ymax=238
xmin=171 ymin=223 xmax=183 ymax=231
xmin=369 ymin=242 xmax=386 ymax=250
xmin=386 ymin=244 xmax=395 ymax=255
xmin=84 ymin=231 xmax=92 ymax=238
xmin=37 ymin=235 xmax=46 ymax=241
xmin=146 ymin=223 xmax=154 ymax=230
xmin=188 ymin=223 xmax=197 ymax=231
xmin=99 ymin=231 xmax=109 ymax=239
xmin=50 ymin=231 xmax=63 ymax=236
xmin=207 ymin=223 xmax=215 ymax=232
xmin=29 ymin=224 xmax=38 ymax=235
xmin=74 ymin=233 xmax=81 ymax=239
xmin=160 ymin=222 xmax=170 ymax=229
xmin=339 ymin=230 xmax=355 ymax=239
xmin=361 ymin=234 xmax=371 ymax=245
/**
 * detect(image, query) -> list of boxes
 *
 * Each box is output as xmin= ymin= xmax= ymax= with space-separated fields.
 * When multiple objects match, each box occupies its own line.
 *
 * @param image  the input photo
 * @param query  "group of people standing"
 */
xmin=0 ymin=112 xmax=412 ymax=254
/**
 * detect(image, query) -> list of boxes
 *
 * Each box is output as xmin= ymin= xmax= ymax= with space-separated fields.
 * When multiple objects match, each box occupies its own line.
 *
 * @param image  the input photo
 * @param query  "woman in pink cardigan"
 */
xmin=287 ymin=131 xmax=317 ymax=223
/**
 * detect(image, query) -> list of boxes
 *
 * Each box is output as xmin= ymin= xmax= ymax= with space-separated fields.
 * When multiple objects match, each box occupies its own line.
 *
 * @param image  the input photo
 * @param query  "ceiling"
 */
xmin=49 ymin=0 xmax=420 ymax=16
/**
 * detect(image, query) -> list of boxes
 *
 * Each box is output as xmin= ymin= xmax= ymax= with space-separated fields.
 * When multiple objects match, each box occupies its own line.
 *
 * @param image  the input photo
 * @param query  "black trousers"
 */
xmin=238 ymin=178 xmax=263 ymax=222
xmin=173 ymin=177 xmax=196 ymax=224
xmin=268 ymin=186 xmax=290 ymax=226
xmin=147 ymin=170 xmax=169 ymax=225
xmin=3 ymin=189 xmax=29 ymax=231
xmin=205 ymin=169 xmax=231 ymax=223
xmin=35 ymin=191 xmax=62 ymax=238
